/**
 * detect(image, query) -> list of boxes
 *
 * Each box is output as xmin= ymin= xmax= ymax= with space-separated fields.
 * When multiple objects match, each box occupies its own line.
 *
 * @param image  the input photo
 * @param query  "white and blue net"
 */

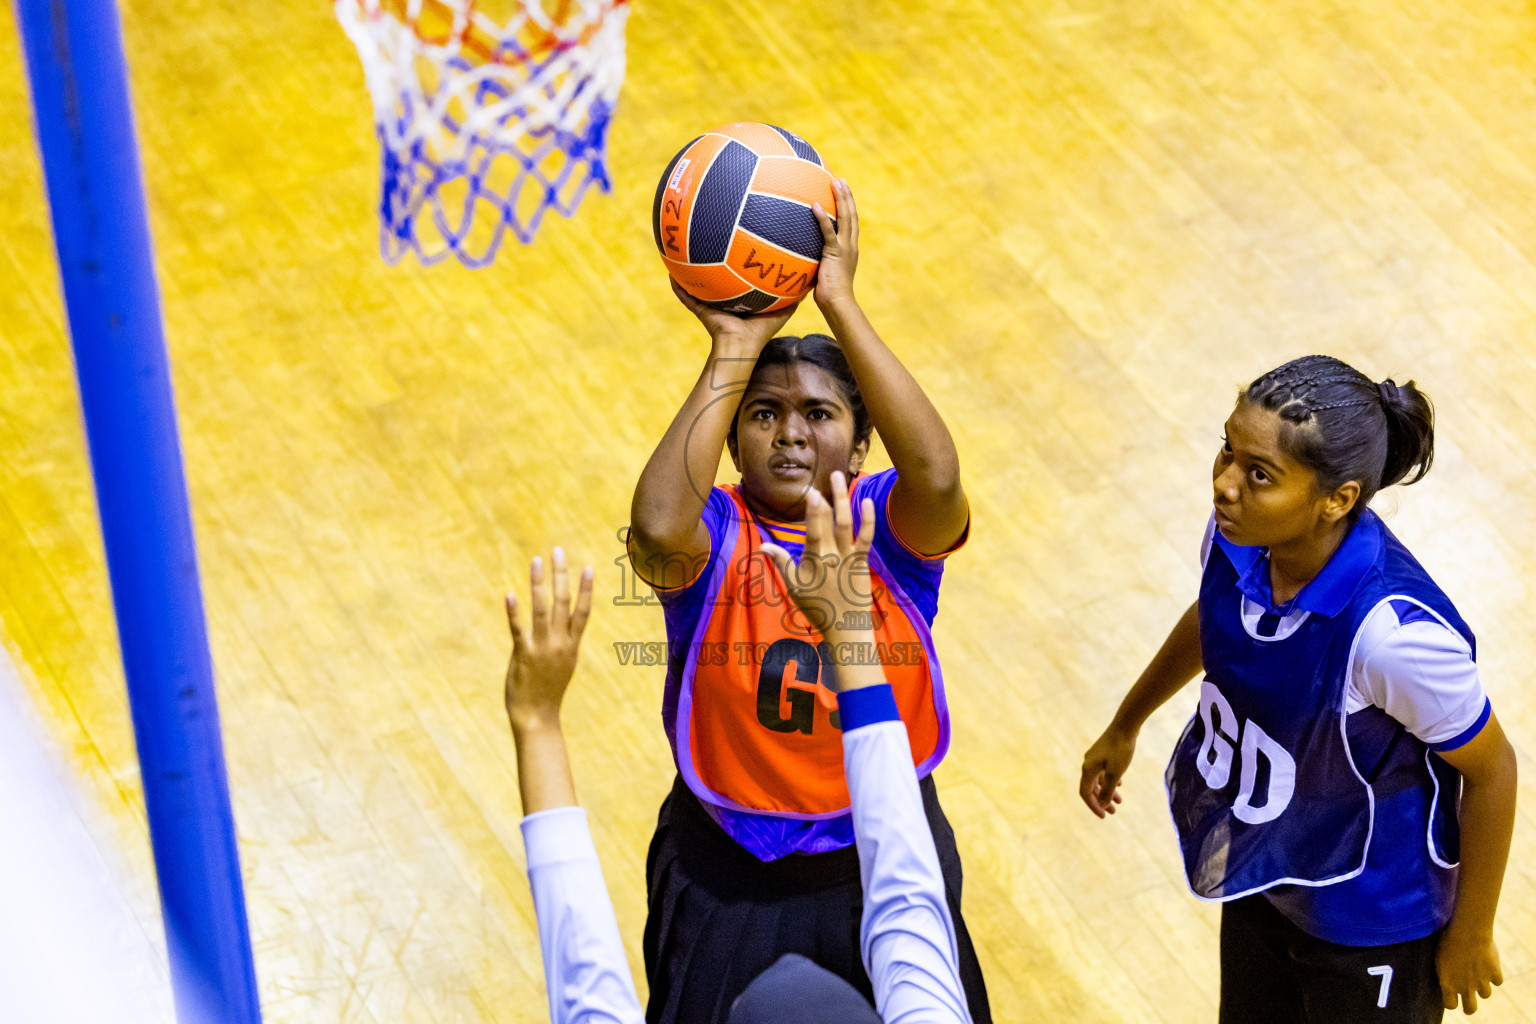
xmin=336 ymin=0 xmax=628 ymax=266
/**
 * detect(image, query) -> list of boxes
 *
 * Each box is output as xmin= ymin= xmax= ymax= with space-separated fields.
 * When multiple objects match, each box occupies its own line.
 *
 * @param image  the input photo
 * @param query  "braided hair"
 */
xmin=1243 ymin=355 xmax=1435 ymax=520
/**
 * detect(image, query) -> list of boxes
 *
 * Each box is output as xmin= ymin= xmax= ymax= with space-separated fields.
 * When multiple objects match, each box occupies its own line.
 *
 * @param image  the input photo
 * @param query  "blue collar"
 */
xmin=1212 ymin=510 xmax=1384 ymax=617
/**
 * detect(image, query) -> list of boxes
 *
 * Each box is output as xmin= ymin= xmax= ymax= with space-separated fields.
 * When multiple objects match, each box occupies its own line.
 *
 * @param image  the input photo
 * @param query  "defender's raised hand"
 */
xmin=761 ymin=471 xmax=876 ymax=656
xmin=504 ymin=547 xmax=595 ymax=734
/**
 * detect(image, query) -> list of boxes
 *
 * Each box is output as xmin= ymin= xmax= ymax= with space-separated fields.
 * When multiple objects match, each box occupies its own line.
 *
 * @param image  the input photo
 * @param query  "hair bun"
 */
xmin=1244 ymin=356 xmax=1435 ymax=512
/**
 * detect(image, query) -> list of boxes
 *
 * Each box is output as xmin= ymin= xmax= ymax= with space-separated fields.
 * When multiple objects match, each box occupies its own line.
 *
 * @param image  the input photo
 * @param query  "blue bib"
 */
xmin=1165 ymin=511 xmax=1472 ymax=944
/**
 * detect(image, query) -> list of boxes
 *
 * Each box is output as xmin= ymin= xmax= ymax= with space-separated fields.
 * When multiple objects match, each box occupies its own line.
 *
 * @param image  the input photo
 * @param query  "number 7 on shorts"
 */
xmin=1368 ymin=965 xmax=1393 ymax=1009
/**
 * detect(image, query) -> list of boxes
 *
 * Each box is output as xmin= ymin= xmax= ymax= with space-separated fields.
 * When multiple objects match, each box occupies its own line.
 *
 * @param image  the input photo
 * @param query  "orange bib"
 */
xmin=676 ymin=484 xmax=950 ymax=818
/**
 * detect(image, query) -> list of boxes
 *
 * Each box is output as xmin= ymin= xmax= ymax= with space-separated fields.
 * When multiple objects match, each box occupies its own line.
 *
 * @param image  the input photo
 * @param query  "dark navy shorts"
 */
xmin=642 ymin=774 xmax=991 ymax=1024
xmin=1220 ymin=893 xmax=1444 ymax=1024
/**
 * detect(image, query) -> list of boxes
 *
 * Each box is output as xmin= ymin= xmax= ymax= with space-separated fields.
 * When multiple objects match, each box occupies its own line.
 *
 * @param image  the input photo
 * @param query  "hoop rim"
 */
xmin=343 ymin=0 xmax=630 ymax=68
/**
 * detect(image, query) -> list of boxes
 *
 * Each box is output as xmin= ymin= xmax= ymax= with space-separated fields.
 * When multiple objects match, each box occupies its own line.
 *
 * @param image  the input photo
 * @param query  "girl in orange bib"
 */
xmin=628 ymin=180 xmax=988 ymax=1024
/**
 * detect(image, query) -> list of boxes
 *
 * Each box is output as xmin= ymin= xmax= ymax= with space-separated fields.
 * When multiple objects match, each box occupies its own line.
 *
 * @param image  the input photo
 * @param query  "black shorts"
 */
xmin=642 ymin=774 xmax=992 ymax=1024
xmin=1220 ymin=893 xmax=1444 ymax=1024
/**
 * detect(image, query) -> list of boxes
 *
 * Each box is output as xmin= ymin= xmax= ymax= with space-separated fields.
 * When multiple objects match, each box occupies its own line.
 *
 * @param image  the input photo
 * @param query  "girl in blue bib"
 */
xmin=1080 ymin=356 xmax=1517 ymax=1023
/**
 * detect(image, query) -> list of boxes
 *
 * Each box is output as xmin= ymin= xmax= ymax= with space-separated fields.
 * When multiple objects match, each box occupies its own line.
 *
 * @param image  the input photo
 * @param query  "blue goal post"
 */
xmin=16 ymin=1 xmax=263 ymax=1022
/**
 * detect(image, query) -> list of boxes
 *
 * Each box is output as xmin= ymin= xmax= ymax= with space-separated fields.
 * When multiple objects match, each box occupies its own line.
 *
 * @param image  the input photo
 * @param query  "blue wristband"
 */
xmin=837 ymin=683 xmax=901 ymax=731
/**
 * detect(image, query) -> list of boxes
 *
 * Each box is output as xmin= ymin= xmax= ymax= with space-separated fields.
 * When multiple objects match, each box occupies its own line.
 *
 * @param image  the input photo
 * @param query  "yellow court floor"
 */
xmin=2 ymin=0 xmax=1535 ymax=1020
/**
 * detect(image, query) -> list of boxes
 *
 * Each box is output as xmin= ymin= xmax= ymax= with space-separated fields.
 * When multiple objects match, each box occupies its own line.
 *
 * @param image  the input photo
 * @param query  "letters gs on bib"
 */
xmin=615 ymin=637 xmax=924 ymax=734
xmin=758 ymin=638 xmax=839 ymax=736
xmin=756 ymin=639 xmax=923 ymax=735
xmin=1195 ymin=681 xmax=1298 ymax=825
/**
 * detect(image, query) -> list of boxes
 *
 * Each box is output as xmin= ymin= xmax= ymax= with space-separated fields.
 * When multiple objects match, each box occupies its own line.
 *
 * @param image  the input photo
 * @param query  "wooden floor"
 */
xmin=2 ymin=0 xmax=1534 ymax=1019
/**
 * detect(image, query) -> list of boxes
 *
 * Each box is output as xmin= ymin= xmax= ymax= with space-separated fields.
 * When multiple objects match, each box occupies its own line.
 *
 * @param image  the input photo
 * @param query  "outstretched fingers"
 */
xmin=829 ymin=472 xmax=854 ymax=556
xmin=803 ymin=486 xmax=833 ymax=560
xmin=505 ymin=593 xmax=525 ymax=653
xmin=550 ymin=547 xmax=570 ymax=634
xmin=760 ymin=542 xmax=795 ymax=590
xmin=529 ymin=555 xmax=549 ymax=645
xmin=855 ymin=497 xmax=875 ymax=554
xmin=835 ymin=178 xmax=858 ymax=250
xmin=568 ymin=566 xmax=595 ymax=641
xmin=527 ymin=547 xmax=594 ymax=645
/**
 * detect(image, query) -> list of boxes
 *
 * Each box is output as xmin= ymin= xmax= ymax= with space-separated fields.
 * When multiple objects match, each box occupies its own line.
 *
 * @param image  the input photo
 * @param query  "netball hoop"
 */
xmin=335 ymin=0 xmax=630 ymax=267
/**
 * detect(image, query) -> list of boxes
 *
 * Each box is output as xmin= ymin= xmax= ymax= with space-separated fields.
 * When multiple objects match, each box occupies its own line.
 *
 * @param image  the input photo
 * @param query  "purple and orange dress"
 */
xmin=633 ymin=468 xmax=990 ymax=1024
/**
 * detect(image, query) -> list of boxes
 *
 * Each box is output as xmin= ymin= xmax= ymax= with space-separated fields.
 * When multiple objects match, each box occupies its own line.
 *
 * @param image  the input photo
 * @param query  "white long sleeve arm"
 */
xmin=843 ymin=690 xmax=972 ymax=1024
xmin=520 ymin=687 xmax=969 ymax=1024
xmin=521 ymin=807 xmax=644 ymax=1024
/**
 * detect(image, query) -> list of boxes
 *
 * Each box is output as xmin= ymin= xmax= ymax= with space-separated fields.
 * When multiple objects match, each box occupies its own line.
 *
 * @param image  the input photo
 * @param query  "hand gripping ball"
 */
xmin=653 ymin=123 xmax=835 ymax=315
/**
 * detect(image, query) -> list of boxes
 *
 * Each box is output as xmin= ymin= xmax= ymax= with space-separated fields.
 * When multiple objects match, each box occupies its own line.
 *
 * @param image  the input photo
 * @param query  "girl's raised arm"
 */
xmin=811 ymin=180 xmax=968 ymax=556
xmin=629 ymin=285 xmax=796 ymax=580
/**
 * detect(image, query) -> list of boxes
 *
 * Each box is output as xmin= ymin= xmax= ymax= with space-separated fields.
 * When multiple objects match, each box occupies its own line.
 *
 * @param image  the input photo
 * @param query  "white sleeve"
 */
xmin=844 ymin=721 xmax=971 ymax=1024
xmin=1200 ymin=514 xmax=1216 ymax=571
xmin=1346 ymin=602 xmax=1489 ymax=749
xmin=521 ymin=807 xmax=644 ymax=1024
